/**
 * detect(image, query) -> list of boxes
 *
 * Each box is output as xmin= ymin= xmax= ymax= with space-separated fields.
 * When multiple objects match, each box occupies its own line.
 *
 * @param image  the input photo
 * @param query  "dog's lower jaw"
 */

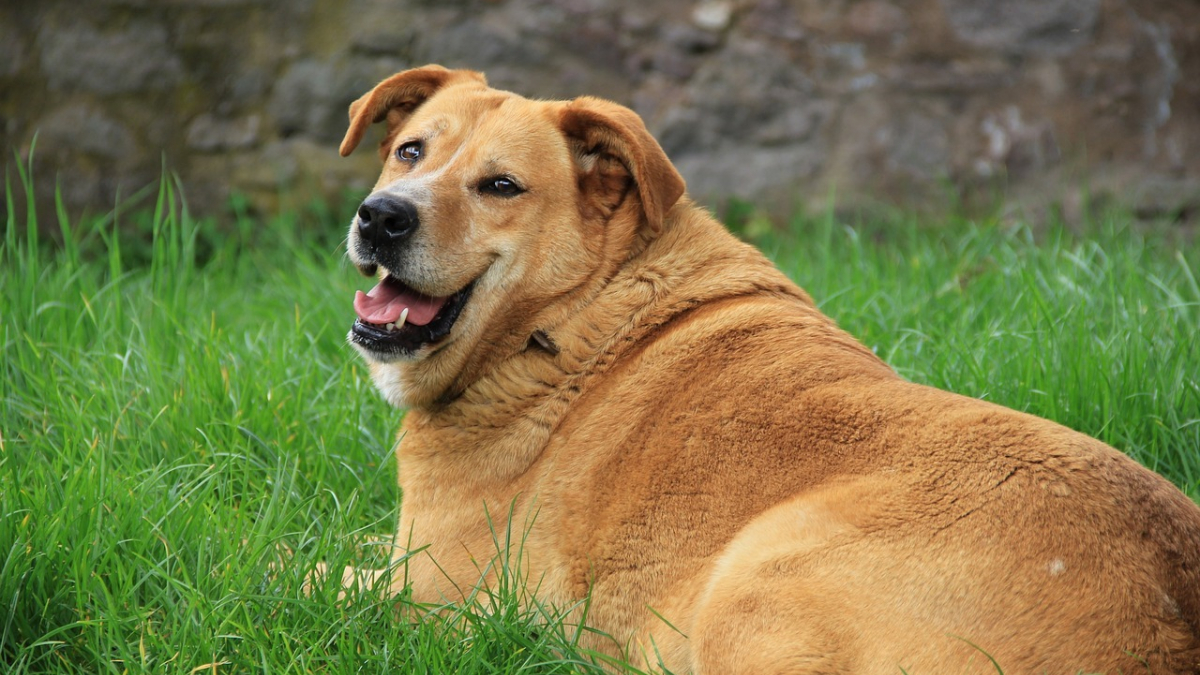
xmin=350 ymin=336 xmax=417 ymax=363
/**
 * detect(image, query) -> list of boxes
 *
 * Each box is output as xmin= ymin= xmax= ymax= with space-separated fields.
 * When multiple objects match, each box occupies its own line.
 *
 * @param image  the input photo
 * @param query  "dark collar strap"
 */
xmin=528 ymin=330 xmax=559 ymax=355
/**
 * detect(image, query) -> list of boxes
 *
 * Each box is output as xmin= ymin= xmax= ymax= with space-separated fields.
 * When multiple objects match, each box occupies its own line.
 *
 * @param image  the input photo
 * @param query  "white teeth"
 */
xmin=380 ymin=309 xmax=408 ymax=334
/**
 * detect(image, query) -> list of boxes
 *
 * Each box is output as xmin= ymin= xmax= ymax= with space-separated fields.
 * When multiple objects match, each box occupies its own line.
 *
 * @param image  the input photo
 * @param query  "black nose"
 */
xmin=356 ymin=196 xmax=419 ymax=247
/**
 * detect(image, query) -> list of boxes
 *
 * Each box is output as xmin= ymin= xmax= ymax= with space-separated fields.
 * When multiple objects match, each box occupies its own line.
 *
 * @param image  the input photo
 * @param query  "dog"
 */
xmin=334 ymin=65 xmax=1200 ymax=674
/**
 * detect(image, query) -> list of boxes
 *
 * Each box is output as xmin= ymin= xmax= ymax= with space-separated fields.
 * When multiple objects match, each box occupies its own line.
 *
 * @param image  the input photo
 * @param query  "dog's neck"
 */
xmin=546 ymin=203 xmax=814 ymax=379
xmin=399 ymin=203 xmax=818 ymax=481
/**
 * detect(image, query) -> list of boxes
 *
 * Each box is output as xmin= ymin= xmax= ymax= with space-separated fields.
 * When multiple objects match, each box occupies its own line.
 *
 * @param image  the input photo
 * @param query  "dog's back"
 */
xmin=542 ymin=209 xmax=1200 ymax=673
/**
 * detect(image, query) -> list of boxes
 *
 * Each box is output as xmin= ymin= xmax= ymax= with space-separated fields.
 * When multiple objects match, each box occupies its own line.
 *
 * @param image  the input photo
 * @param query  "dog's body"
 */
xmin=337 ymin=66 xmax=1200 ymax=673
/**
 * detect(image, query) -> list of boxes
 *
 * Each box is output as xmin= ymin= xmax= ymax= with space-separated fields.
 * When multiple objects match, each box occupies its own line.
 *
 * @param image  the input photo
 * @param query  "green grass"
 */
xmin=2 ymin=155 xmax=1198 ymax=674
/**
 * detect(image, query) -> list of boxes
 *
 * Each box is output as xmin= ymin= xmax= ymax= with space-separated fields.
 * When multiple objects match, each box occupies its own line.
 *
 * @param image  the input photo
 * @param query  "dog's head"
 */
xmin=339 ymin=65 xmax=686 ymax=408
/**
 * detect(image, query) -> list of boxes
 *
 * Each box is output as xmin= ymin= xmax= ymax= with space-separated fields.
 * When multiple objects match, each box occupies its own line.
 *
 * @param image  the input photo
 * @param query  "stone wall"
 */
xmin=2 ymin=0 xmax=1197 ymax=222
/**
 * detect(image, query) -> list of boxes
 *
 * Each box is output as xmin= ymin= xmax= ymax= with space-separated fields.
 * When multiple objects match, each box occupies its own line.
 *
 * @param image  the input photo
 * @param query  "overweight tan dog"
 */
xmin=335 ymin=65 xmax=1200 ymax=673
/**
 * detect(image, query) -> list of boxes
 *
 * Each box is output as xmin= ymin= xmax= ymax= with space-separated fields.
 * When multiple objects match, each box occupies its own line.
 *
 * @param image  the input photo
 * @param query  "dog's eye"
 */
xmin=396 ymin=141 xmax=422 ymax=163
xmin=479 ymin=176 xmax=524 ymax=197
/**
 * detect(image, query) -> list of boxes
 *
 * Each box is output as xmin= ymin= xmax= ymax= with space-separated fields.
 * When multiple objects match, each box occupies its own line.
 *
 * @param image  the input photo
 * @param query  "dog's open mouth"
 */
xmin=350 ymin=274 xmax=475 ymax=355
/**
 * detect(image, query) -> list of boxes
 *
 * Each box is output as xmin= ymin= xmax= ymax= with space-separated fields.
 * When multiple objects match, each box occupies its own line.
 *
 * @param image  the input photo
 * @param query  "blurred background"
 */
xmin=2 ymin=0 xmax=1197 ymax=225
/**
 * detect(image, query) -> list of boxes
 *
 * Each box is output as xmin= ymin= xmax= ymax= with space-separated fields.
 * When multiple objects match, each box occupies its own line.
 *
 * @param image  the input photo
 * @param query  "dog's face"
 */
xmin=339 ymin=66 xmax=685 ymax=408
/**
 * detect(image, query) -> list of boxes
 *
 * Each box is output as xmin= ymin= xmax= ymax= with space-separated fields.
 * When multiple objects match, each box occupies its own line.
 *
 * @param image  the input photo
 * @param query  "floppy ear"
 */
xmin=339 ymin=65 xmax=487 ymax=158
xmin=559 ymin=97 xmax=686 ymax=234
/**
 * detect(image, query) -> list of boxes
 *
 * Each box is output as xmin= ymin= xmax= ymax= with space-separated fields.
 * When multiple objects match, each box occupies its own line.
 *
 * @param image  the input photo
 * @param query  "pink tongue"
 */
xmin=353 ymin=277 xmax=450 ymax=327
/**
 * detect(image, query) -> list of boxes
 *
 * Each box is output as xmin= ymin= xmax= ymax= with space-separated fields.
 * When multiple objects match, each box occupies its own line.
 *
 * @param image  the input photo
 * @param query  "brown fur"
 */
xmin=336 ymin=65 xmax=1200 ymax=674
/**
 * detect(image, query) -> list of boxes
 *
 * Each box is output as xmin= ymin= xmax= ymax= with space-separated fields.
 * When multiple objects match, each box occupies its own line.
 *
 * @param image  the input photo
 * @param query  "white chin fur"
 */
xmin=350 ymin=339 xmax=413 ymax=365
xmin=346 ymin=336 xmax=415 ymax=408
xmin=368 ymin=362 xmax=410 ymax=409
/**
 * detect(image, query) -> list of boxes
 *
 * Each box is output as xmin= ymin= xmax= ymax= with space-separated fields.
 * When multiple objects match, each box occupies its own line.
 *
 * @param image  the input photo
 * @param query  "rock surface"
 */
xmin=1 ymin=0 xmax=1197 ymax=222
